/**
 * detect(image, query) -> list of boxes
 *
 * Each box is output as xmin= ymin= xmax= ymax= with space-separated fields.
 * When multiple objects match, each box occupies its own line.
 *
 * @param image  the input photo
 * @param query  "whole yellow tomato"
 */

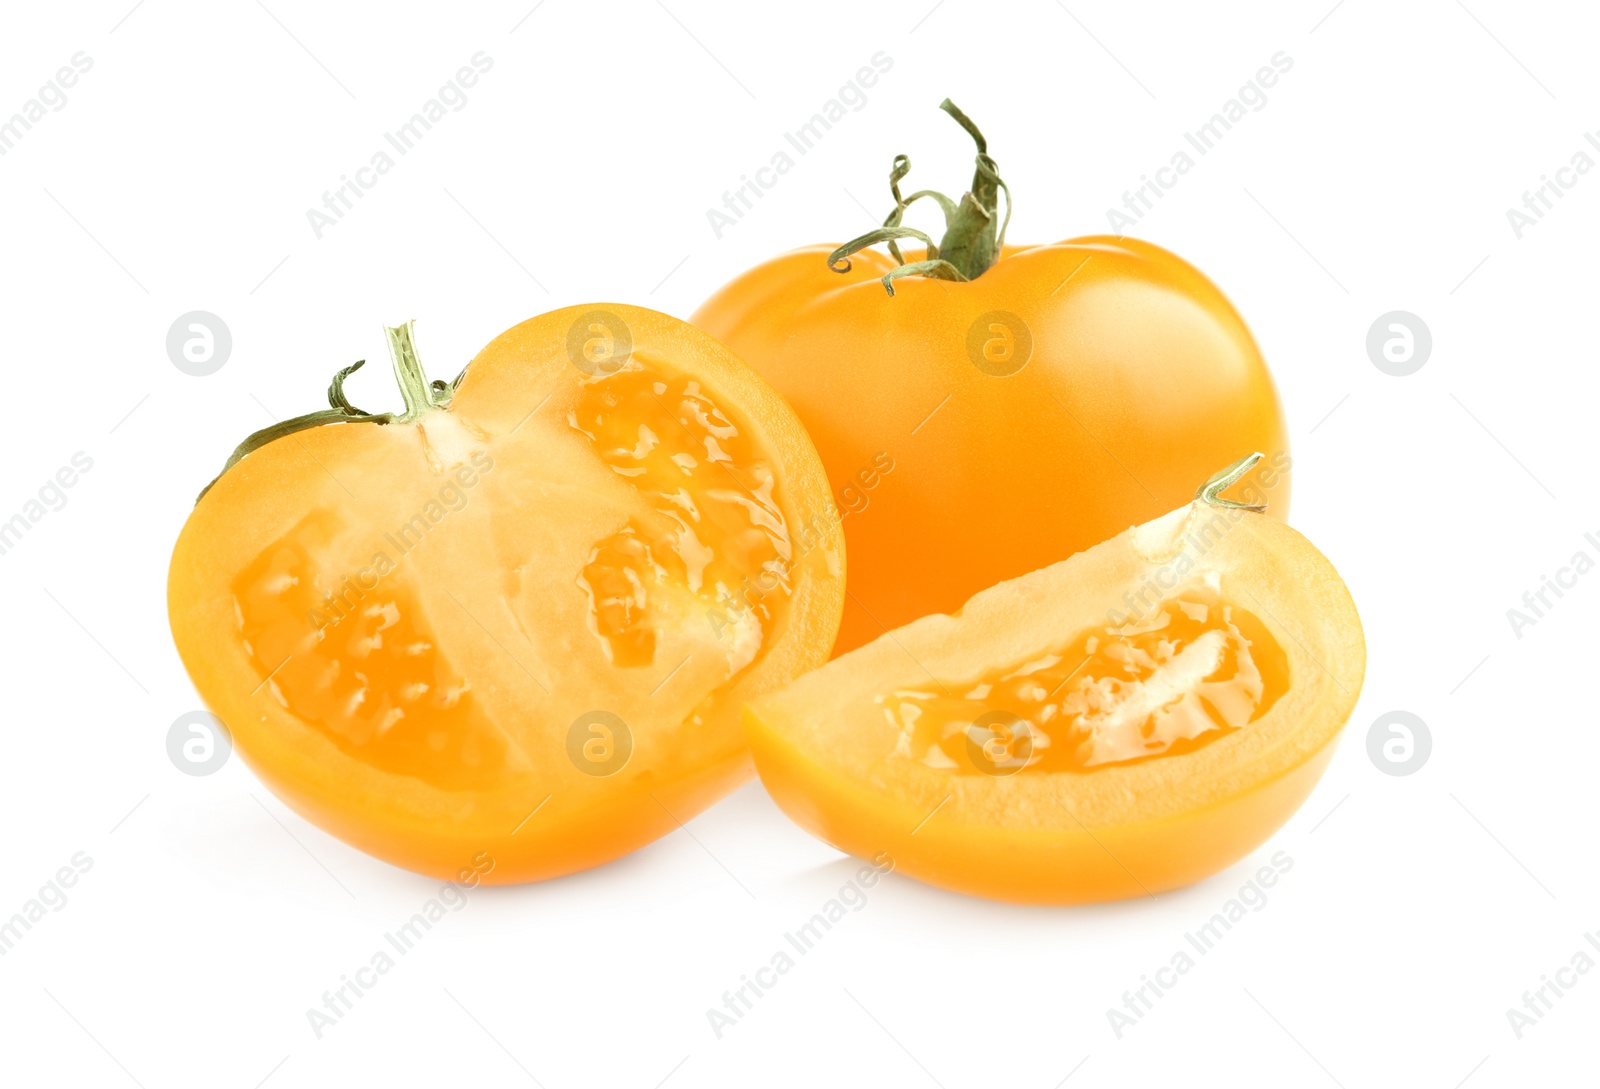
xmin=694 ymin=101 xmax=1290 ymax=656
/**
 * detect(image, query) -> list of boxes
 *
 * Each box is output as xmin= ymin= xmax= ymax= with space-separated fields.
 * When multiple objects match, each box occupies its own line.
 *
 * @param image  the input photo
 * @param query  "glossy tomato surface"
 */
xmin=694 ymin=236 xmax=1290 ymax=655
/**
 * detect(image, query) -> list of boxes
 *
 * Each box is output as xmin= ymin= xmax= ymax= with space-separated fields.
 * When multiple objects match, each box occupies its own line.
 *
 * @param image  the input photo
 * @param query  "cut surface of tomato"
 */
xmin=169 ymin=305 xmax=844 ymax=882
xmin=883 ymin=582 xmax=1291 ymax=775
xmin=744 ymin=460 xmax=1362 ymax=904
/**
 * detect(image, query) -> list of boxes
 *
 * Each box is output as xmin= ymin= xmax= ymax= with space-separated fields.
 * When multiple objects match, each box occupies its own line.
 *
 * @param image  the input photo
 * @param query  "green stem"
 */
xmin=831 ymin=98 xmax=1013 ymax=295
xmin=1195 ymin=453 xmax=1268 ymax=512
xmin=933 ymin=99 xmax=1009 ymax=278
xmin=828 ymin=226 xmax=943 ymax=272
xmin=195 ymin=320 xmax=462 ymax=503
xmin=327 ymin=358 xmax=371 ymax=414
xmin=385 ymin=321 xmax=443 ymax=421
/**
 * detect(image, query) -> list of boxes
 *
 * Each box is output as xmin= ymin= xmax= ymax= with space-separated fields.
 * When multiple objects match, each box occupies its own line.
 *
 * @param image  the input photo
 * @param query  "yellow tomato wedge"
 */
xmin=743 ymin=456 xmax=1363 ymax=904
xmin=169 ymin=305 xmax=844 ymax=883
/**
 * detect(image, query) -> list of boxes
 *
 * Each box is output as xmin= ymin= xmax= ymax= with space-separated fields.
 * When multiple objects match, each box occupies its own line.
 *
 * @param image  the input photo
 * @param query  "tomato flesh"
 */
xmin=743 ymin=500 xmax=1363 ymax=904
xmin=169 ymin=305 xmax=845 ymax=883
xmin=572 ymin=360 xmax=791 ymax=672
xmin=235 ymin=509 xmax=509 ymax=790
xmin=885 ymin=584 xmax=1289 ymax=775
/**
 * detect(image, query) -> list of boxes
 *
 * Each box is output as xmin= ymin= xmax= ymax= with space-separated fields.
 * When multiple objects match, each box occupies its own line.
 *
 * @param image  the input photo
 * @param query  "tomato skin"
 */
xmin=693 ymin=236 xmax=1290 ymax=656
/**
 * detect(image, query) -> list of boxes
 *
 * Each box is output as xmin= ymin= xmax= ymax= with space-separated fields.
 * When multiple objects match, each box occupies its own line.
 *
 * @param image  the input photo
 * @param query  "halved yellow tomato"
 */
xmin=743 ymin=457 xmax=1363 ymax=904
xmin=168 ymin=304 xmax=844 ymax=883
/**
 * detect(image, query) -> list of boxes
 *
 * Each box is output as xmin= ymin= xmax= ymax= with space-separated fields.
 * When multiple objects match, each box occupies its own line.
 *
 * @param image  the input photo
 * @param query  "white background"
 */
xmin=0 ymin=1 xmax=1593 ymax=1086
